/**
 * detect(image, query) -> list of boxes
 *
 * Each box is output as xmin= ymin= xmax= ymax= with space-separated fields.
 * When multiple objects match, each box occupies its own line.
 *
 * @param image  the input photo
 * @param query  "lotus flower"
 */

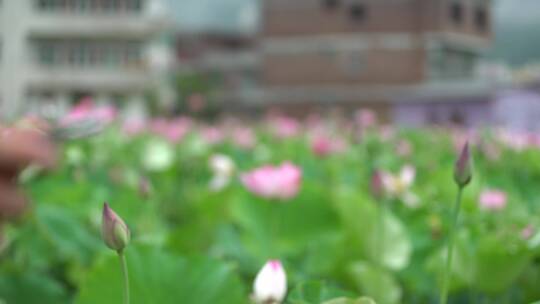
xmin=62 ymin=97 xmax=117 ymax=125
xmin=479 ymin=189 xmax=507 ymax=211
xmin=201 ymin=127 xmax=225 ymax=145
xmin=521 ymin=225 xmax=534 ymax=240
xmin=102 ymin=203 xmax=130 ymax=252
xmin=122 ymin=119 xmax=146 ymax=136
xmin=252 ymin=260 xmax=287 ymax=304
xmin=310 ymin=134 xmax=346 ymax=157
xmin=208 ymin=154 xmax=235 ymax=191
xmin=381 ymin=165 xmax=420 ymax=208
xmin=395 ymin=139 xmax=412 ymax=157
xmin=141 ymin=140 xmax=174 ymax=172
xmin=150 ymin=117 xmax=191 ymax=143
xmin=269 ymin=116 xmax=300 ymax=139
xmin=241 ymin=162 xmax=302 ymax=200
xmin=232 ymin=127 xmax=256 ymax=149
xmin=355 ymin=108 xmax=377 ymax=128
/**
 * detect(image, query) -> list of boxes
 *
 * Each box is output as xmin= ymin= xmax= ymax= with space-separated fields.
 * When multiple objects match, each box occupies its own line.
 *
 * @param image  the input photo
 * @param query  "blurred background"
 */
xmin=3 ymin=2 xmax=540 ymax=303
xmin=0 ymin=0 xmax=539 ymax=128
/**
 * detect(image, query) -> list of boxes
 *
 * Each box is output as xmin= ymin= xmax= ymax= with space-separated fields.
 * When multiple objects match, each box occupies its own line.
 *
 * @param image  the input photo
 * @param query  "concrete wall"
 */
xmin=263 ymin=0 xmax=491 ymax=40
xmin=0 ymin=0 xmax=168 ymax=120
xmin=263 ymin=47 xmax=425 ymax=86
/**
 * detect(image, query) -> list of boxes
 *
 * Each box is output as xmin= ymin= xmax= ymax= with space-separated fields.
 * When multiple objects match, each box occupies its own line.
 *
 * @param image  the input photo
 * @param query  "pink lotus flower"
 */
xmin=521 ymin=225 xmax=534 ymax=240
xmin=62 ymin=97 xmax=117 ymax=125
xmin=122 ymin=119 xmax=146 ymax=136
xmin=310 ymin=134 xmax=346 ymax=157
xmin=378 ymin=125 xmax=396 ymax=142
xmin=355 ymin=108 xmax=377 ymax=128
xmin=395 ymin=139 xmax=412 ymax=157
xmin=479 ymin=189 xmax=507 ymax=211
xmin=241 ymin=162 xmax=302 ymax=200
xmin=201 ymin=126 xmax=225 ymax=145
xmin=270 ymin=116 xmax=300 ymax=138
xmin=232 ymin=127 xmax=256 ymax=149
xmin=150 ymin=117 xmax=192 ymax=143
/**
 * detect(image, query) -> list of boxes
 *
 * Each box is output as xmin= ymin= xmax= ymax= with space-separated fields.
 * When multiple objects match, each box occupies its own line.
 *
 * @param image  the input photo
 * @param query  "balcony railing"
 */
xmin=35 ymin=0 xmax=144 ymax=15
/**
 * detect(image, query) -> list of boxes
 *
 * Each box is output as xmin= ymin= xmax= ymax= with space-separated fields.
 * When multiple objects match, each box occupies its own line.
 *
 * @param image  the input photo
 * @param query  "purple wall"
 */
xmin=391 ymin=86 xmax=540 ymax=131
xmin=392 ymin=99 xmax=493 ymax=128
xmin=494 ymin=89 xmax=540 ymax=131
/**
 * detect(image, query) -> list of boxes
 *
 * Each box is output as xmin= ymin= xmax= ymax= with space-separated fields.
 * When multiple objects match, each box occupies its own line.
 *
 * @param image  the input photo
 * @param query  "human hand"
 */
xmin=0 ymin=121 xmax=57 ymax=219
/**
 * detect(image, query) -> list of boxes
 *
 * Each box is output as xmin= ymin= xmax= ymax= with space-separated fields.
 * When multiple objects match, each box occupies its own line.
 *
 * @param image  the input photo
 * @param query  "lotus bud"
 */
xmin=253 ymin=260 xmax=287 ymax=304
xmin=454 ymin=142 xmax=472 ymax=188
xmin=102 ymin=203 xmax=130 ymax=252
xmin=370 ymin=170 xmax=384 ymax=200
xmin=138 ymin=177 xmax=152 ymax=199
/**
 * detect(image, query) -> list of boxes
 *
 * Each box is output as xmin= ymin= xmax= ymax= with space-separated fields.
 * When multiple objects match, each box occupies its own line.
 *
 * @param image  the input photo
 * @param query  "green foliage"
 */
xmin=76 ymin=246 xmax=247 ymax=304
xmin=0 ymin=271 xmax=69 ymax=304
xmin=2 ymin=122 xmax=538 ymax=303
xmin=287 ymin=281 xmax=356 ymax=303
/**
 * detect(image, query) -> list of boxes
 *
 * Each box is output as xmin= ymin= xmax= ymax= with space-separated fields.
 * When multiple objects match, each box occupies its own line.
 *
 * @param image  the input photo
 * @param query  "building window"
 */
xmin=449 ymin=2 xmax=463 ymax=25
xmin=349 ymin=4 xmax=367 ymax=22
xmin=340 ymin=51 xmax=364 ymax=77
xmin=35 ymin=39 xmax=143 ymax=68
xmin=475 ymin=6 xmax=488 ymax=32
xmin=35 ymin=0 xmax=144 ymax=14
xmin=322 ymin=0 xmax=340 ymax=10
xmin=429 ymin=47 xmax=477 ymax=80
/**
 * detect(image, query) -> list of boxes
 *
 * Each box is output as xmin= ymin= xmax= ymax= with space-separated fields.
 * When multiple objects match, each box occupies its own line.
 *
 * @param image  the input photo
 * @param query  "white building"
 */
xmin=0 ymin=0 xmax=170 ymax=120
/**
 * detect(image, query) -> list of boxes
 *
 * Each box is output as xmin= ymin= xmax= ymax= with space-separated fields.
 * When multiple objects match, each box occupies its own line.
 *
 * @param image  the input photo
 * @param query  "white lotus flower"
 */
xmin=208 ymin=154 xmax=235 ymax=191
xmin=253 ymin=260 xmax=287 ymax=304
xmin=381 ymin=164 xmax=420 ymax=208
xmin=142 ymin=140 xmax=174 ymax=172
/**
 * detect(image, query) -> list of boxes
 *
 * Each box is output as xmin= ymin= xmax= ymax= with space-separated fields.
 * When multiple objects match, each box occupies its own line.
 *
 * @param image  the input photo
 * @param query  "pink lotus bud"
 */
xmin=253 ymin=260 xmax=287 ymax=304
xmin=102 ymin=203 xmax=130 ymax=252
xmin=139 ymin=177 xmax=152 ymax=199
xmin=454 ymin=141 xmax=472 ymax=187
xmin=370 ymin=170 xmax=384 ymax=200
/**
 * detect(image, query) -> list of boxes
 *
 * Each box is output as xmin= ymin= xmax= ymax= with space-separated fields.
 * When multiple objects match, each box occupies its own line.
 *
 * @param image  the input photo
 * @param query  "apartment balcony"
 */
xmin=26 ymin=12 xmax=168 ymax=39
xmin=26 ymin=66 xmax=153 ymax=92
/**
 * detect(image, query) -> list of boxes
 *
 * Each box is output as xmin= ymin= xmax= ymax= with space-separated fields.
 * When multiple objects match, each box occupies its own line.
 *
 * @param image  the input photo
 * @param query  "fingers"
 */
xmin=0 ymin=120 xmax=57 ymax=222
xmin=0 ymin=178 xmax=27 ymax=220
xmin=0 ymin=127 xmax=57 ymax=175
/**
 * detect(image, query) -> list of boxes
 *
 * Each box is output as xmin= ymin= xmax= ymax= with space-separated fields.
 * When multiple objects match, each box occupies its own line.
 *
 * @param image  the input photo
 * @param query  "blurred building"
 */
xmin=174 ymin=32 xmax=258 ymax=110
xmin=257 ymin=0 xmax=497 ymax=125
xmin=166 ymin=0 xmax=259 ymax=113
xmin=0 ymin=0 xmax=169 ymax=119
